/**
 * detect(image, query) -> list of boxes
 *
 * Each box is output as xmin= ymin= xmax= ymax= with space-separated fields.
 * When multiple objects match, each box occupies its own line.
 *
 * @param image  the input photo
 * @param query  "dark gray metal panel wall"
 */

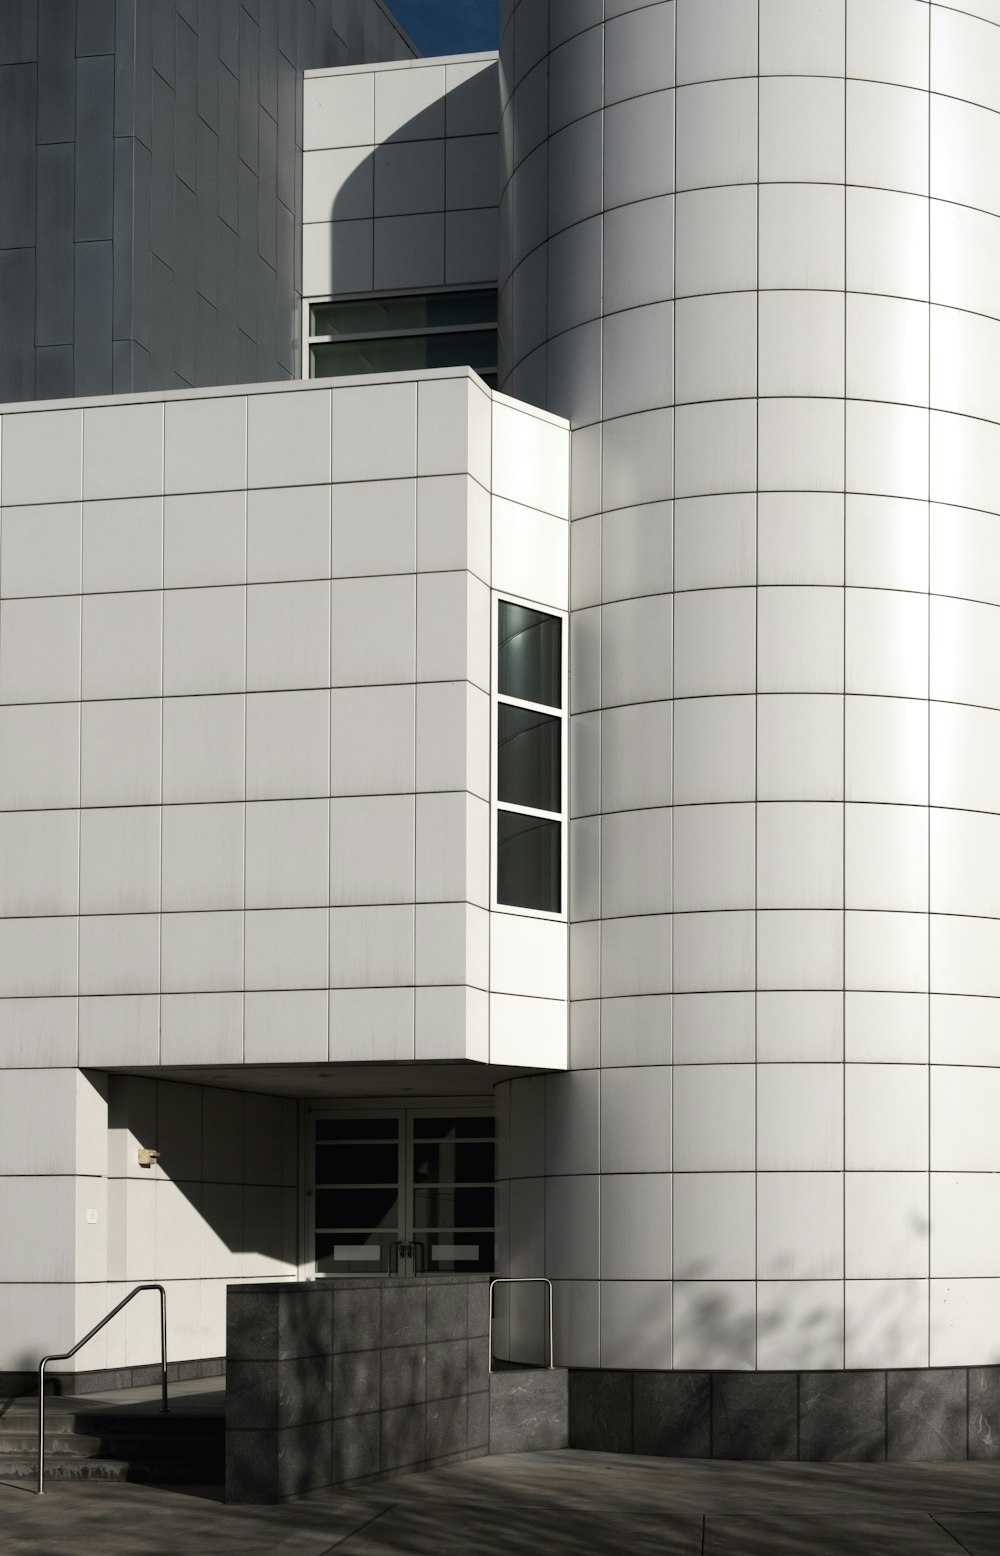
xmin=119 ymin=0 xmax=309 ymax=394
xmin=0 ymin=0 xmax=416 ymax=403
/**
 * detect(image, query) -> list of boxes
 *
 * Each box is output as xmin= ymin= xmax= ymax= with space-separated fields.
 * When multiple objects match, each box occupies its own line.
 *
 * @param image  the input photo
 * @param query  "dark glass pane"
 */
xmin=315 ymin=1231 xmax=394 ymax=1276
xmin=412 ymin=1141 xmax=495 ymax=1184
xmin=498 ymin=601 xmax=561 ymax=708
xmin=424 ymin=1235 xmax=494 ymax=1274
xmin=314 ymin=1142 xmax=398 ymax=1185
xmin=310 ymin=329 xmax=496 ymax=378
xmin=413 ymin=1186 xmax=495 ymax=1230
xmin=314 ymin=1187 xmax=399 ymax=1230
xmin=310 ymin=290 xmax=497 ymax=337
xmin=413 ymin=1117 xmax=494 ymax=1139
xmin=497 ymin=812 xmax=561 ymax=913
xmin=316 ymin=1118 xmax=398 ymax=1142
xmin=498 ymin=704 xmax=560 ymax=812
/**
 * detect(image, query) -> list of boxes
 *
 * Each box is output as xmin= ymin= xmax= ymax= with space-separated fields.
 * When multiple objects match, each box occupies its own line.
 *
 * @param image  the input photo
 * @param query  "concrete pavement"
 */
xmin=3 ymin=1449 xmax=1000 ymax=1554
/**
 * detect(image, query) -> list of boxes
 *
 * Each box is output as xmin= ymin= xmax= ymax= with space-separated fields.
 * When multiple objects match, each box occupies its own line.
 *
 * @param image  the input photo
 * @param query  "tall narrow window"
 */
xmin=495 ymin=600 xmax=564 ymax=914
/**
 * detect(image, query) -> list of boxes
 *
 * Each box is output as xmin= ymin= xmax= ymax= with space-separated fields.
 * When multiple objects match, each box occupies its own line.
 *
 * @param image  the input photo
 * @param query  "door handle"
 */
xmin=389 ymin=1240 xmax=425 ymax=1272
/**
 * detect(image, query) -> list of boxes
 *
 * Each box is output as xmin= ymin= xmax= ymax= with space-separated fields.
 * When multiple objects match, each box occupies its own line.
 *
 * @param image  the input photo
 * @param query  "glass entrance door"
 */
xmin=308 ymin=1106 xmax=495 ymax=1277
xmin=312 ymin=1114 xmax=402 ymax=1276
xmin=410 ymin=1114 xmax=495 ymax=1275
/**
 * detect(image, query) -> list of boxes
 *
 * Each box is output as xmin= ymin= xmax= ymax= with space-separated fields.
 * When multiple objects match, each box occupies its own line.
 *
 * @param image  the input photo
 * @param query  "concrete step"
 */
xmin=0 ymin=1433 xmax=103 ymax=1457
xmin=119 ymin=1458 xmax=223 ymax=1486
xmin=73 ymin=1411 xmax=220 ymax=1435
xmin=0 ymin=1455 xmax=129 ymax=1483
xmin=0 ymin=1411 xmax=78 ymax=1435
xmin=0 ymin=1395 xmax=226 ymax=1486
xmin=95 ymin=1429 xmax=223 ymax=1450
xmin=94 ymin=1437 xmax=225 ymax=1479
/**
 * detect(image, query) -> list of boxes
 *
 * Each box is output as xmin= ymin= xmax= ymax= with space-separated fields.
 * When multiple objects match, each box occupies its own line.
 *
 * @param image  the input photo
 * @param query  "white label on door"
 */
xmin=333 ymin=1245 xmax=381 ymax=1262
xmin=432 ymin=1244 xmax=478 ymax=1261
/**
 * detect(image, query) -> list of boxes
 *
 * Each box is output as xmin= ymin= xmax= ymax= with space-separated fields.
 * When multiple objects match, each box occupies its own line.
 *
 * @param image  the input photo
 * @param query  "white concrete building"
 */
xmin=3 ymin=0 xmax=1000 ymax=1464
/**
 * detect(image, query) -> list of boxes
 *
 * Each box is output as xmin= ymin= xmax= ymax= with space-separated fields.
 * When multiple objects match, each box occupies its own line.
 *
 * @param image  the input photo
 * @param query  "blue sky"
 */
xmin=389 ymin=0 xmax=500 ymax=55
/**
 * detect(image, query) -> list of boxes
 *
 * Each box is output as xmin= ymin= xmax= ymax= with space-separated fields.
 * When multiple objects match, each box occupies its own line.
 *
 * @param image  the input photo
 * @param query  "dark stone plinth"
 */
xmin=969 ymin=1368 xmax=1000 ymax=1460
xmin=277 ymin=1355 xmax=333 ymax=1427
xmin=227 ymin=1287 xmax=331 ymax=1363
xmin=468 ymin=1334 xmax=490 ymax=1393
xmin=381 ymin=1344 xmax=427 ymax=1409
xmin=428 ymin=1282 xmax=468 ymax=1343
xmin=277 ymin=1288 xmax=332 ymax=1360
xmin=228 ymin=1275 xmax=563 ymax=1503
xmin=227 ymin=1293 xmax=279 ymax=1363
xmin=382 ymin=1284 xmax=426 ymax=1348
xmin=331 ymin=1349 xmax=379 ymax=1419
xmin=381 ymin=1402 xmax=426 ymax=1471
xmin=712 ymin=1373 xmax=798 ymax=1460
xmin=568 ymin=1370 xmax=632 ymax=1453
xmin=227 ymin=1359 xmax=278 ymax=1431
xmin=428 ymin=1339 xmax=468 ymax=1400
xmin=468 ymin=1388 xmax=489 ymax=1449
xmin=227 ymin=1355 xmax=333 ymax=1431
xmin=227 ymin=1277 xmax=1000 ymax=1499
xmin=331 ymin=1410 xmax=379 ymax=1486
xmin=427 ymin=1394 xmax=468 ymax=1458
xmin=562 ymin=1365 xmax=1000 ymax=1466
xmin=468 ymin=1280 xmax=489 ymax=1337
xmin=226 ymin=1426 xmax=278 ymax=1504
xmin=887 ymin=1369 xmax=967 ymax=1461
xmin=799 ymin=1371 xmax=886 ymax=1462
xmin=332 ymin=1283 xmax=380 ymax=1353
xmin=276 ymin=1419 xmax=332 ymax=1498
xmin=490 ymin=1368 xmax=568 ymax=1454
xmin=633 ymin=1372 xmax=710 ymax=1458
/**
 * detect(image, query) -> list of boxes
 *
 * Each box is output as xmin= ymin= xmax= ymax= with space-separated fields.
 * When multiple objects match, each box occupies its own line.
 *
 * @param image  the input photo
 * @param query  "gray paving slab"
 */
xmin=0 ymin=1479 xmax=393 ymax=1556
xmin=704 ymin=1514 xmax=970 ymax=1556
xmin=2 ymin=1450 xmax=1000 ymax=1556
xmin=933 ymin=1514 xmax=1000 ymax=1555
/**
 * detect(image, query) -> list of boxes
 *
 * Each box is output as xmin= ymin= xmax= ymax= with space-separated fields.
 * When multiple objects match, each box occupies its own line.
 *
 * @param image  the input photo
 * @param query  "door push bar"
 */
xmin=389 ymin=1238 xmax=427 ymax=1273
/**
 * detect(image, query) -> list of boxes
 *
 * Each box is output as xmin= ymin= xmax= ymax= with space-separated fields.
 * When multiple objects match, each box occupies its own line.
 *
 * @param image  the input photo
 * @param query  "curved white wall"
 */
xmin=497 ymin=0 xmax=1000 ymax=1371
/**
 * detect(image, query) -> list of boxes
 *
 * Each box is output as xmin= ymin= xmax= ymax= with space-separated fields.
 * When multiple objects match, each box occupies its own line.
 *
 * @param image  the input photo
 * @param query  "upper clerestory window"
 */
xmin=307 ymin=288 xmax=498 ymax=386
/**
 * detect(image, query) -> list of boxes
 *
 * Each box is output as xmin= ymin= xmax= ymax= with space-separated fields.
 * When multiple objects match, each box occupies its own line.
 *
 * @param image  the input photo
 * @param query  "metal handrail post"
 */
xmin=37 ymin=1360 xmax=46 ymax=1498
xmin=159 ymin=1284 xmax=168 ymax=1416
xmin=549 ymin=1276 xmax=553 ymax=1371
xmin=36 ymin=1283 xmax=169 ymax=1494
xmin=488 ymin=1277 xmax=554 ymax=1371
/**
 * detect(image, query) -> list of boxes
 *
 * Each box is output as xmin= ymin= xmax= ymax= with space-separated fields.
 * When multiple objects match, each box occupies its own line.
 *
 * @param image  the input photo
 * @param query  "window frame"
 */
xmin=490 ymin=590 xmax=568 ymax=921
xmin=303 ymin=285 xmax=498 ymax=386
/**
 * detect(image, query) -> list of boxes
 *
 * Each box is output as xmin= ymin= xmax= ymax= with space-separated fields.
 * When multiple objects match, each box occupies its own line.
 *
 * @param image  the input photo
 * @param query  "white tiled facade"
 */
xmin=0 ymin=372 xmax=568 ymax=1370
xmin=497 ymin=0 xmax=1000 ymax=1374
xmin=303 ymin=54 xmax=499 ymax=300
xmin=3 ymin=0 xmax=1000 ymax=1398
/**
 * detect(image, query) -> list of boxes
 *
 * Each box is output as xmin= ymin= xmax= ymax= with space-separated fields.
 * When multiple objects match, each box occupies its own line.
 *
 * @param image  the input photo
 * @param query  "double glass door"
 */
xmin=308 ymin=1107 xmax=495 ymax=1278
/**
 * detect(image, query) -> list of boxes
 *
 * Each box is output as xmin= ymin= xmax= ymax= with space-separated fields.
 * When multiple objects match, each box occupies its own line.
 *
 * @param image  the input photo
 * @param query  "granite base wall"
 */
xmin=568 ymin=1369 xmax=1000 ymax=1463
xmin=0 ymin=1356 xmax=225 ymax=1400
xmin=226 ymin=1277 xmax=567 ymax=1503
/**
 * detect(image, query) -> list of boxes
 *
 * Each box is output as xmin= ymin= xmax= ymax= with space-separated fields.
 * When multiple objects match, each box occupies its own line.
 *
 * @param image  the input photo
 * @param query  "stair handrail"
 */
xmin=488 ymin=1277 xmax=554 ymax=1371
xmin=36 ymin=1282 xmax=168 ymax=1495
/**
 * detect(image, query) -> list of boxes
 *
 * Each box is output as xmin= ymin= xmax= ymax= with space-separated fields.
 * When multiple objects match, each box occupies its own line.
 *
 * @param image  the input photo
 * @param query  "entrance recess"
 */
xmin=307 ymin=1106 xmax=495 ymax=1278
